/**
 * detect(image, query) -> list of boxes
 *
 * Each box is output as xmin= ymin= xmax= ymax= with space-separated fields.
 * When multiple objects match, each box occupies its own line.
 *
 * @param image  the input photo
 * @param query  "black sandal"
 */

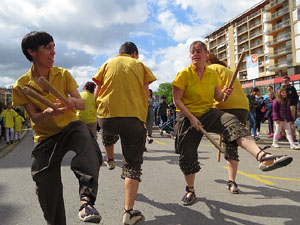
xmin=78 ymin=198 xmax=101 ymax=223
xmin=256 ymin=146 xmax=293 ymax=172
xmin=181 ymin=186 xmax=196 ymax=206
xmin=122 ymin=208 xmax=143 ymax=225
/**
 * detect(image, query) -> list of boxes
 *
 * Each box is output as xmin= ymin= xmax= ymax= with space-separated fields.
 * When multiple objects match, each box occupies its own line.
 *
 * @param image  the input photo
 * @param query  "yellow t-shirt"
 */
xmin=93 ymin=54 xmax=156 ymax=123
xmin=1 ymin=109 xmax=18 ymax=128
xmin=76 ymin=90 xmax=97 ymax=124
xmin=12 ymin=66 xmax=79 ymax=142
xmin=14 ymin=115 xmax=25 ymax=132
xmin=209 ymin=64 xmax=249 ymax=111
xmin=172 ymin=65 xmax=221 ymax=117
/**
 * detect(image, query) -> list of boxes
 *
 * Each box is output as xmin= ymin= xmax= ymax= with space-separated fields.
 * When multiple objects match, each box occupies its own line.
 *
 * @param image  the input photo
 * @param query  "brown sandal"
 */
xmin=256 ymin=146 xmax=293 ymax=171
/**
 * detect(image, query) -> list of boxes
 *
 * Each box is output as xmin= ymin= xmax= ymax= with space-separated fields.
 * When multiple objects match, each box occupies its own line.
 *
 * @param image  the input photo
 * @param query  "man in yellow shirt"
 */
xmin=93 ymin=42 xmax=156 ymax=225
xmin=13 ymin=31 xmax=102 ymax=224
xmin=1 ymin=101 xmax=17 ymax=144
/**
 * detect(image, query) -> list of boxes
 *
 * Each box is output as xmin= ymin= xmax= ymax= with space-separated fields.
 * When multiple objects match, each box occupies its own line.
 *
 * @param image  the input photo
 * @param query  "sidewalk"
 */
xmin=0 ymin=128 xmax=29 ymax=158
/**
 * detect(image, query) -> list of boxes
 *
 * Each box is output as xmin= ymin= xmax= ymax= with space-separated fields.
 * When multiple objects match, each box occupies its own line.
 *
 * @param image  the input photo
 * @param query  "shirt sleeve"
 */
xmin=143 ymin=65 xmax=157 ymax=85
xmin=64 ymin=70 xmax=79 ymax=94
xmin=93 ymin=63 xmax=107 ymax=85
xmin=172 ymin=71 xmax=186 ymax=91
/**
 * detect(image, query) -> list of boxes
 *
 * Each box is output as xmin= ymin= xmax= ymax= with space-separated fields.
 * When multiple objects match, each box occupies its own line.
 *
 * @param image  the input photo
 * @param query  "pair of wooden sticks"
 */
xmin=22 ymin=77 xmax=67 ymax=109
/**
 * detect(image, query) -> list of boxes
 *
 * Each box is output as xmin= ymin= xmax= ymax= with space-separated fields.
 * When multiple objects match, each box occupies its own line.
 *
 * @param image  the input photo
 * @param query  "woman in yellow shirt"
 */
xmin=208 ymin=53 xmax=249 ymax=194
xmin=172 ymin=41 xmax=293 ymax=206
xmin=77 ymin=81 xmax=97 ymax=138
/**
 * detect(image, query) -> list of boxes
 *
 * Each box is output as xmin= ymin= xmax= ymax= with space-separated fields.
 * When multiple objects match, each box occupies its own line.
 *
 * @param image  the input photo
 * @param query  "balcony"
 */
xmin=219 ymin=53 xmax=227 ymax=61
xmin=268 ymin=46 xmax=292 ymax=58
xmin=249 ymin=30 xmax=262 ymax=39
xmin=209 ymin=41 xmax=217 ymax=49
xmin=266 ymin=19 xmax=290 ymax=35
xmin=237 ymin=36 xmax=248 ymax=44
xmin=237 ymin=17 xmax=247 ymax=26
xmin=248 ymin=10 xmax=261 ymax=21
xmin=250 ymin=40 xmax=263 ymax=48
xmin=249 ymin=20 xmax=262 ymax=30
xmin=265 ymin=6 xmax=289 ymax=23
xmin=266 ymin=33 xmax=291 ymax=47
xmin=238 ymin=46 xmax=249 ymax=53
xmin=265 ymin=0 xmax=286 ymax=12
xmin=237 ymin=27 xmax=248 ymax=35
xmin=268 ymin=59 xmax=293 ymax=71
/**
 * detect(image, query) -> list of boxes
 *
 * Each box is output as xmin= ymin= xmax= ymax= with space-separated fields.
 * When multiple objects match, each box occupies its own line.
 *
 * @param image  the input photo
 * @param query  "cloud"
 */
xmin=0 ymin=0 xmax=264 ymax=90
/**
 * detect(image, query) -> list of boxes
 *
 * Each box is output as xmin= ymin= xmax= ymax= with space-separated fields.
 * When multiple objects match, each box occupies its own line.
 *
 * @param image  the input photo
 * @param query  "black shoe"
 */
xmin=10 ymin=141 xmax=13 ymax=144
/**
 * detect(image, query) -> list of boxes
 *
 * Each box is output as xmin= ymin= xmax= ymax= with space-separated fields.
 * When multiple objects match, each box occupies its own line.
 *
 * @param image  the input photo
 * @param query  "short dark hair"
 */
xmin=119 ymin=42 xmax=138 ymax=55
xmin=253 ymin=87 xmax=260 ymax=92
xmin=83 ymin=81 xmax=96 ymax=94
xmin=282 ymin=76 xmax=290 ymax=81
xmin=189 ymin=41 xmax=208 ymax=52
xmin=21 ymin=31 xmax=54 ymax=62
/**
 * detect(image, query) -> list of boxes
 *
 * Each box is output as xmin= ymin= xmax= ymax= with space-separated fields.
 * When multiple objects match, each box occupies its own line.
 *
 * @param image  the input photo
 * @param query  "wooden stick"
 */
xmin=199 ymin=126 xmax=225 ymax=153
xmin=223 ymin=50 xmax=246 ymax=102
xmin=22 ymin=87 xmax=58 ymax=109
xmin=217 ymin=135 xmax=222 ymax=162
xmin=38 ymin=77 xmax=67 ymax=104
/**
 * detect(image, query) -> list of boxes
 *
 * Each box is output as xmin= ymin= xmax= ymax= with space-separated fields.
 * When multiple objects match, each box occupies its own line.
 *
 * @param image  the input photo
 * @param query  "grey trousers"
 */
xmin=31 ymin=121 xmax=102 ymax=225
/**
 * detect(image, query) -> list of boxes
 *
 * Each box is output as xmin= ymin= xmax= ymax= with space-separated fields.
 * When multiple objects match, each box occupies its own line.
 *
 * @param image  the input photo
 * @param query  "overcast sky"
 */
xmin=0 ymin=0 xmax=261 ymax=91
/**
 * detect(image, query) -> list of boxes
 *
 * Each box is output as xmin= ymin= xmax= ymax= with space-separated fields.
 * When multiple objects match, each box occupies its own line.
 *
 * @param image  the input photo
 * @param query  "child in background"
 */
xmin=14 ymin=109 xmax=25 ymax=141
xmin=295 ymin=112 xmax=300 ymax=147
xmin=272 ymin=88 xmax=300 ymax=149
xmin=0 ymin=101 xmax=17 ymax=145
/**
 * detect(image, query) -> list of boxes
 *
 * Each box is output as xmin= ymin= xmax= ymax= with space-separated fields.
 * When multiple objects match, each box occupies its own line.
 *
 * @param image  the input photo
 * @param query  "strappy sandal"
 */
xmin=122 ymin=208 xmax=143 ymax=225
xmin=226 ymin=180 xmax=239 ymax=194
xmin=256 ymin=146 xmax=293 ymax=172
xmin=181 ymin=186 xmax=196 ymax=206
xmin=78 ymin=198 xmax=101 ymax=223
xmin=104 ymin=159 xmax=115 ymax=170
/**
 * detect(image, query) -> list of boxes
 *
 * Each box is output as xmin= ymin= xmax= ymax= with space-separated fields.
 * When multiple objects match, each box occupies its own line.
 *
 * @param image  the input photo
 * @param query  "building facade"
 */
xmin=205 ymin=0 xmax=300 ymax=93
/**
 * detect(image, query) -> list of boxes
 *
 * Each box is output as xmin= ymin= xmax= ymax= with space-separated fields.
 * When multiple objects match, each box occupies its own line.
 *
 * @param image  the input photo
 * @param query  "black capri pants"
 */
xmin=174 ymin=109 xmax=250 ymax=175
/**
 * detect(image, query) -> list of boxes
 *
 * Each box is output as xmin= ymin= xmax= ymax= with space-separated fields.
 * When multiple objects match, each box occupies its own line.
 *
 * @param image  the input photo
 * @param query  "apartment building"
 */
xmin=205 ymin=0 xmax=300 ymax=93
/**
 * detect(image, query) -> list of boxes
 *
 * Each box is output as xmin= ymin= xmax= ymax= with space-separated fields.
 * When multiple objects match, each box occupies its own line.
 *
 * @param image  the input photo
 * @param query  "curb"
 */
xmin=0 ymin=129 xmax=28 ymax=159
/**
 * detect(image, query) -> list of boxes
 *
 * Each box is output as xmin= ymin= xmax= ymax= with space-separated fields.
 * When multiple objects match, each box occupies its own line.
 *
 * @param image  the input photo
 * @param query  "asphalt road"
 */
xmin=0 ymin=125 xmax=300 ymax=225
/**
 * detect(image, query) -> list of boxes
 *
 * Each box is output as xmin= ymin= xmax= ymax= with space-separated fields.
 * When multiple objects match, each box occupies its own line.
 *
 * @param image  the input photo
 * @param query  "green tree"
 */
xmin=154 ymin=82 xmax=173 ymax=103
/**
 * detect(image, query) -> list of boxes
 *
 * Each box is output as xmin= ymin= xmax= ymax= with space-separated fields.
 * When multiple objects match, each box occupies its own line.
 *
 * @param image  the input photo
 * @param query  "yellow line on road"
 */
xmin=224 ymin=166 xmax=300 ymax=186
xmin=154 ymin=140 xmax=168 ymax=145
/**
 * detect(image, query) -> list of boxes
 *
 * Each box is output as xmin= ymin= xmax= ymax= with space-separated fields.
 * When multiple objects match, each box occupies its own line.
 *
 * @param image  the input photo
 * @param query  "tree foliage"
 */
xmin=154 ymin=82 xmax=173 ymax=103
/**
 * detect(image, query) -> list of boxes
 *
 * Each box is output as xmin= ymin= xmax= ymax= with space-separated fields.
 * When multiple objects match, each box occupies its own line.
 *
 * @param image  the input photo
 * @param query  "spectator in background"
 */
xmin=263 ymin=92 xmax=275 ymax=138
xmin=0 ymin=102 xmax=3 ymax=142
xmin=157 ymin=95 xmax=168 ymax=124
xmin=247 ymin=88 xmax=259 ymax=140
xmin=146 ymin=89 xmax=154 ymax=144
xmin=153 ymin=95 xmax=160 ymax=125
xmin=255 ymin=87 xmax=264 ymax=137
xmin=0 ymin=101 xmax=17 ymax=145
xmin=272 ymin=87 xmax=299 ymax=149
xmin=76 ymin=81 xmax=97 ymax=138
xmin=281 ymin=76 xmax=298 ymax=141
xmin=264 ymin=85 xmax=274 ymax=100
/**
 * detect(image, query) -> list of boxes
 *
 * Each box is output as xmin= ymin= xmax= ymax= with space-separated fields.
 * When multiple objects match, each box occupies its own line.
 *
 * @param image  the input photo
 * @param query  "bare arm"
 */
xmin=173 ymin=86 xmax=202 ymax=131
xmin=214 ymin=86 xmax=233 ymax=102
xmin=67 ymin=89 xmax=85 ymax=110
xmin=24 ymin=102 xmax=66 ymax=124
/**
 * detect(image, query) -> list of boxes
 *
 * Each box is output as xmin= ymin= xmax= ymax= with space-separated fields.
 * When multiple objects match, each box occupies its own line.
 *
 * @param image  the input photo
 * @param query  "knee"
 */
xmin=179 ymin=160 xmax=201 ymax=175
xmin=121 ymin=165 xmax=142 ymax=182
